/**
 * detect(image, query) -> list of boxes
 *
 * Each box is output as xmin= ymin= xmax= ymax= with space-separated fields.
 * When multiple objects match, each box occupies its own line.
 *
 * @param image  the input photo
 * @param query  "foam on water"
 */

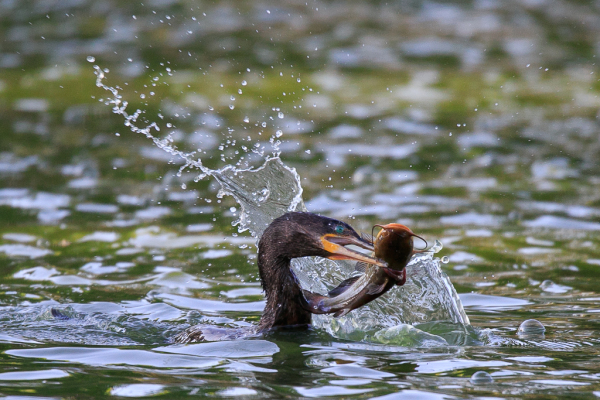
xmin=93 ymin=65 xmax=471 ymax=345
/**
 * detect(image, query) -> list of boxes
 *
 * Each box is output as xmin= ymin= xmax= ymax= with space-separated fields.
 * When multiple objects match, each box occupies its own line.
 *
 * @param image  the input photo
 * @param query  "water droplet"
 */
xmin=297 ymin=78 xmax=301 ymax=82
xmin=243 ymin=116 xmax=249 ymax=123
xmin=305 ymin=149 xmax=311 ymax=154
xmin=518 ymin=319 xmax=545 ymax=337
xmin=230 ymin=95 xmax=235 ymax=101
xmin=261 ymin=122 xmax=267 ymax=128
xmin=449 ymin=133 xmax=452 ymax=137
xmin=275 ymin=130 xmax=283 ymax=137
xmin=278 ymin=112 xmax=284 ymax=119
xmin=140 ymin=94 xmax=145 ymax=99
xmin=115 ymin=133 xmax=120 ymax=137
xmin=181 ymin=183 xmax=187 ymax=189
xmin=86 ymin=56 xmax=95 ymax=62
xmin=429 ymin=239 xmax=443 ymax=253
xmin=470 ymin=371 xmax=493 ymax=384
xmin=441 ymin=256 xmax=449 ymax=264
xmin=229 ymin=207 xmax=236 ymax=213
xmin=229 ymin=105 xmax=235 ymax=110
xmin=238 ymin=89 xmax=242 ymax=94
xmin=241 ymin=80 xmax=247 ymax=86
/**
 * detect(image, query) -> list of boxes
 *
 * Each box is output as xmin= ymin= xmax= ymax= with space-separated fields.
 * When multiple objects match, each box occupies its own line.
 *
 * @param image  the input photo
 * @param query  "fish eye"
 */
xmin=334 ymin=225 xmax=344 ymax=234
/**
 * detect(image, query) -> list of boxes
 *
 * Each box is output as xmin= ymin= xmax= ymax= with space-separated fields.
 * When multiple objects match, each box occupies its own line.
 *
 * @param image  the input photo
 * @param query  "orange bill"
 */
xmin=320 ymin=233 xmax=387 ymax=267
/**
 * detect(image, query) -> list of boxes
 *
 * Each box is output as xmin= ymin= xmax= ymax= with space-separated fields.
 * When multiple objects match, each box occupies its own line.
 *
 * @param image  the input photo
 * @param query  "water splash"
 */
xmin=93 ymin=65 xmax=470 ymax=345
xmin=306 ymin=245 xmax=473 ymax=345
xmin=93 ymin=65 xmax=300 ymax=236
xmin=212 ymin=158 xmax=306 ymax=237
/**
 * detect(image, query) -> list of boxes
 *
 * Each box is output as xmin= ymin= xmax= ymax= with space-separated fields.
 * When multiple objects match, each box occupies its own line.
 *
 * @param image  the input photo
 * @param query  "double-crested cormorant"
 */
xmin=173 ymin=212 xmax=386 ymax=342
xmin=256 ymin=212 xmax=387 ymax=331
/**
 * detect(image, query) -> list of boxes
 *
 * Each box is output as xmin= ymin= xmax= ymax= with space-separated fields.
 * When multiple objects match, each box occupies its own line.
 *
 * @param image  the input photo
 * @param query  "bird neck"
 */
xmin=257 ymin=254 xmax=312 ymax=332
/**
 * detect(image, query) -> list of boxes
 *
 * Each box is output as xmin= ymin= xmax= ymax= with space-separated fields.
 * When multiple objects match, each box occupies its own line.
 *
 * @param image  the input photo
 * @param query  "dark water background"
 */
xmin=2 ymin=0 xmax=600 ymax=398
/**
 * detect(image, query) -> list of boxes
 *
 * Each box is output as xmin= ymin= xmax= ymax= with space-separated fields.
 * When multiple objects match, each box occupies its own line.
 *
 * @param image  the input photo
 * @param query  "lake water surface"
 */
xmin=1 ymin=0 xmax=600 ymax=398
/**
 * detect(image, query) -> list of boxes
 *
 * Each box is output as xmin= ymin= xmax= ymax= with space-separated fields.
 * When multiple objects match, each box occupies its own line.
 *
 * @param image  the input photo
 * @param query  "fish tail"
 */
xmin=396 ymin=268 xmax=407 ymax=286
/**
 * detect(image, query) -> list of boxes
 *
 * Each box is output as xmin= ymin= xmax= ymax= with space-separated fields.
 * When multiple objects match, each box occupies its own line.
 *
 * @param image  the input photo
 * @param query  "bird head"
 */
xmin=260 ymin=212 xmax=387 ymax=267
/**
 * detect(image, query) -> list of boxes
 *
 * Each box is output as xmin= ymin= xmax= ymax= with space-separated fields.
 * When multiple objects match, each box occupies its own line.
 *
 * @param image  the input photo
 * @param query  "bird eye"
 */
xmin=335 ymin=225 xmax=344 ymax=234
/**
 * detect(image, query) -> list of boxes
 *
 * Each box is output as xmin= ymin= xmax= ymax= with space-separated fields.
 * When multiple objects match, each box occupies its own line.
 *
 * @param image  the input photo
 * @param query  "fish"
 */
xmin=303 ymin=223 xmax=426 ymax=317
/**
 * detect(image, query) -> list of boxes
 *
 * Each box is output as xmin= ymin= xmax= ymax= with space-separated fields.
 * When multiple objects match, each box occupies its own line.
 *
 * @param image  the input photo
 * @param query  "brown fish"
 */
xmin=303 ymin=223 xmax=425 ymax=317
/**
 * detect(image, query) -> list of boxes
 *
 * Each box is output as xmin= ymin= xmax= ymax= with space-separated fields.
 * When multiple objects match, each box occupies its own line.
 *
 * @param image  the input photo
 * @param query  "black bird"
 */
xmin=173 ymin=212 xmax=386 ymax=342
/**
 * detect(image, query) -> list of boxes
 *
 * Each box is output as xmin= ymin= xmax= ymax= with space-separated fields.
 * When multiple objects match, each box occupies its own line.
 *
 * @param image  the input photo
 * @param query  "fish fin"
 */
xmin=354 ymin=262 xmax=369 ymax=273
xmin=360 ymin=232 xmax=374 ymax=243
xmin=383 ymin=267 xmax=407 ymax=286
xmin=365 ymin=279 xmax=388 ymax=295
xmin=302 ymin=289 xmax=331 ymax=314
xmin=328 ymin=276 xmax=361 ymax=297
xmin=333 ymin=308 xmax=350 ymax=317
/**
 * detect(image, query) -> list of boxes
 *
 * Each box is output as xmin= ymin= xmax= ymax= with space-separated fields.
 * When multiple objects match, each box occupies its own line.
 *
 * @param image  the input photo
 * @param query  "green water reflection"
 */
xmin=1 ymin=0 xmax=600 ymax=398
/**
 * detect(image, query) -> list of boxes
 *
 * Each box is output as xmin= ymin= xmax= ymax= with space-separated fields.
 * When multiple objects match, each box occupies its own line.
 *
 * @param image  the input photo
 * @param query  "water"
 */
xmin=94 ymin=62 xmax=470 ymax=345
xmin=2 ymin=0 xmax=600 ymax=398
